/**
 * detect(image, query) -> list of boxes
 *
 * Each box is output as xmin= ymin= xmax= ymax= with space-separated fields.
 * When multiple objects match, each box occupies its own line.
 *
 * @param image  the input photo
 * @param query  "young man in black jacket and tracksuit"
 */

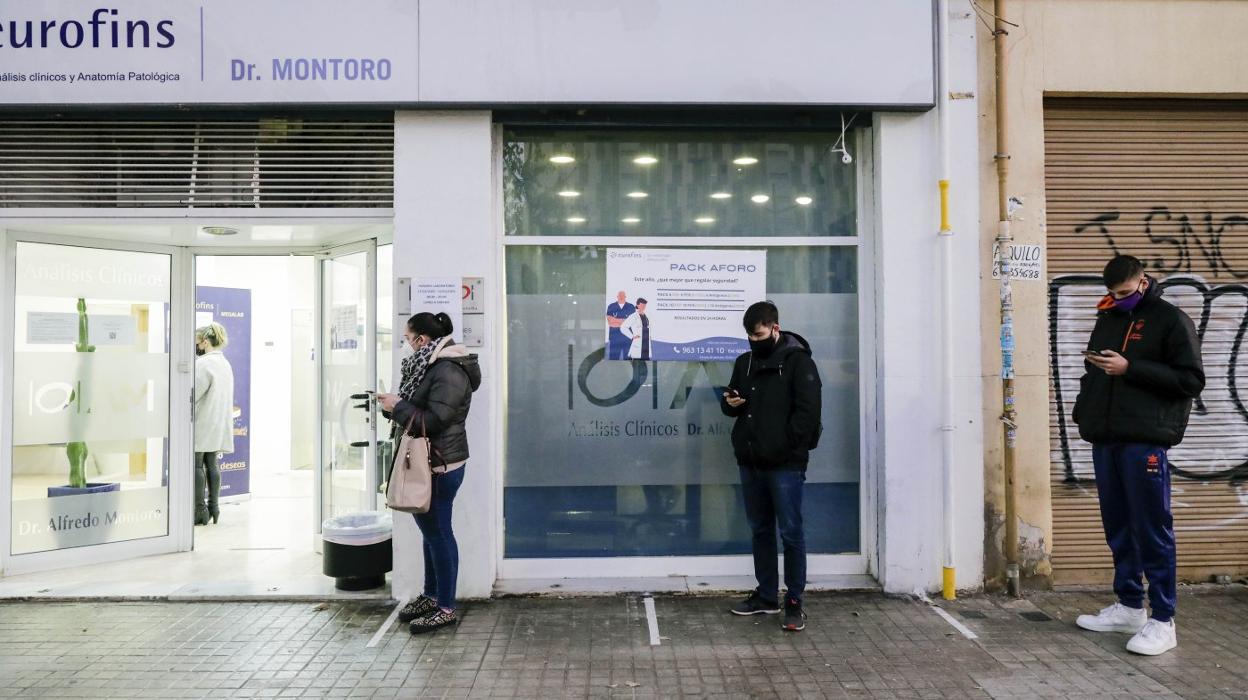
xmin=1072 ymin=255 xmax=1204 ymax=656
xmin=720 ymin=301 xmax=822 ymax=632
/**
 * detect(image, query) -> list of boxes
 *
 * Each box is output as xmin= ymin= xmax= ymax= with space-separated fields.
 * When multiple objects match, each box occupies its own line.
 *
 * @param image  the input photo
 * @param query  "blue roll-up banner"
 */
xmin=194 ymin=287 xmax=252 ymax=498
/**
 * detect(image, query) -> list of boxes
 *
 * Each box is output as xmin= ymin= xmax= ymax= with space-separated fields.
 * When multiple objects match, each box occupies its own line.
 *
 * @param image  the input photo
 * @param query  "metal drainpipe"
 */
xmin=937 ymin=0 xmax=957 ymax=602
xmin=993 ymin=0 xmax=1022 ymax=597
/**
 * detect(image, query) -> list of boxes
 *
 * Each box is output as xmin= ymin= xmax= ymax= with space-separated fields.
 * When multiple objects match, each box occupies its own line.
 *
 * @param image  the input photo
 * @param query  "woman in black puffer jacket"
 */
xmin=377 ymin=312 xmax=481 ymax=634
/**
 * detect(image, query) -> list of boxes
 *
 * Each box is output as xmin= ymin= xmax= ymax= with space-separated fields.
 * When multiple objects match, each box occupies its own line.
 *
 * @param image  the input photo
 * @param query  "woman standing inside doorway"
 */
xmin=193 ymin=323 xmax=235 ymax=526
xmin=377 ymin=312 xmax=482 ymax=634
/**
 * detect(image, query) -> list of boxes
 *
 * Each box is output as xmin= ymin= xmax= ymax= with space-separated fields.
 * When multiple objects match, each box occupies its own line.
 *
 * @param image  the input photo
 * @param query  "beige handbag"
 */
xmin=386 ymin=413 xmax=440 ymax=514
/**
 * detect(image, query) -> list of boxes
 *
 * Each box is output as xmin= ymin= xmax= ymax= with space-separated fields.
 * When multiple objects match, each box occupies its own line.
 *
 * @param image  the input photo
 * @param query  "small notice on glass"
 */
xmin=27 ymin=312 xmax=137 ymax=346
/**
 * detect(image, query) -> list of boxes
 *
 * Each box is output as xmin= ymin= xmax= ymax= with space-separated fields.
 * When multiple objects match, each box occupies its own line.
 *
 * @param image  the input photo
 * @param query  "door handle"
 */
xmin=350 ymin=441 xmax=371 ymax=448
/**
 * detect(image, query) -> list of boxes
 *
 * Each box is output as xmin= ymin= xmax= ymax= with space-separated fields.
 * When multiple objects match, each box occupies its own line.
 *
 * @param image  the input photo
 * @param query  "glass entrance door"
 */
xmin=2 ymin=238 xmax=189 ymax=574
xmin=316 ymin=241 xmax=379 ymax=540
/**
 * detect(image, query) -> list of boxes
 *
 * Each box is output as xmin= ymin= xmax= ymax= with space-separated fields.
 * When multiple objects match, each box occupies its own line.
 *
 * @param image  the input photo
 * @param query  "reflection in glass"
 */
xmin=503 ymin=246 xmax=860 ymax=558
xmin=320 ymin=252 xmax=372 ymax=520
xmin=504 ymin=128 xmax=860 ymax=238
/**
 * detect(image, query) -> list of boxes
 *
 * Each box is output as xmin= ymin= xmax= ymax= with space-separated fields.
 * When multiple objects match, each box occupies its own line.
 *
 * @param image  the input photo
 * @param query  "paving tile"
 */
xmin=0 ymin=589 xmax=1245 ymax=698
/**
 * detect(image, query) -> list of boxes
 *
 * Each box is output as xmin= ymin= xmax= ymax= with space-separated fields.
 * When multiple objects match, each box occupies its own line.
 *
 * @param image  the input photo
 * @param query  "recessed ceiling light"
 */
xmin=627 ymin=191 xmax=648 ymax=199
xmin=710 ymin=192 xmax=732 ymax=200
xmin=549 ymin=155 xmax=575 ymax=164
xmin=201 ymin=226 xmax=239 ymax=237
xmin=695 ymin=216 xmax=716 ymax=224
xmin=566 ymin=216 xmax=586 ymax=223
xmin=751 ymin=194 xmax=770 ymax=204
xmin=558 ymin=190 xmax=581 ymax=198
xmin=621 ymin=217 xmax=641 ymax=224
xmin=795 ymin=196 xmax=813 ymax=206
xmin=733 ymin=156 xmax=759 ymax=165
xmin=633 ymin=155 xmax=658 ymax=165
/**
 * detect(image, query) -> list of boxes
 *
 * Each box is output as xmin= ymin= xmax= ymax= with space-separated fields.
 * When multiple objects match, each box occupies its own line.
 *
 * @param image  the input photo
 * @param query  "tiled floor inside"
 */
xmin=0 ymin=470 xmax=389 ymax=601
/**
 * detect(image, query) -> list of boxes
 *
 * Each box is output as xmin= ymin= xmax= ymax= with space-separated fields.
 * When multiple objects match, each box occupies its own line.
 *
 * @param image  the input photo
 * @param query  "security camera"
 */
xmin=841 ymin=152 xmax=853 ymax=165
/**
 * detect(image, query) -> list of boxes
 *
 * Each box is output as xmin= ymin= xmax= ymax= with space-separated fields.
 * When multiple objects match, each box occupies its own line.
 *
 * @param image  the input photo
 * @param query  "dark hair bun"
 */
xmin=435 ymin=312 xmax=454 ymax=335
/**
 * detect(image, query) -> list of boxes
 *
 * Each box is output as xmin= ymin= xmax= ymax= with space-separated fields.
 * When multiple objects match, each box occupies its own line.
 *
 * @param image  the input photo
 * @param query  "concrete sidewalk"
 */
xmin=0 ymin=586 xmax=1244 ymax=699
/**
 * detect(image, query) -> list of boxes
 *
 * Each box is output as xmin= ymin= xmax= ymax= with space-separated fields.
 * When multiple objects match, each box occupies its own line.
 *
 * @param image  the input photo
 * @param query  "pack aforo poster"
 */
xmin=604 ymin=248 xmax=766 ymax=362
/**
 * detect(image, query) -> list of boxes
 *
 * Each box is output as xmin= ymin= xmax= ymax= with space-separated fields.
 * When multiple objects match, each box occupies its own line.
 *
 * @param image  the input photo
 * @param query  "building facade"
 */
xmin=979 ymin=0 xmax=1248 ymax=587
xmin=0 ymin=1 xmax=985 ymax=598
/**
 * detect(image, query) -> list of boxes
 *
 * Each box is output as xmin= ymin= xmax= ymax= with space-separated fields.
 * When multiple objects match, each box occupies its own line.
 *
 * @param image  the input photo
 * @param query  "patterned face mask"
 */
xmin=1098 ymin=280 xmax=1145 ymax=313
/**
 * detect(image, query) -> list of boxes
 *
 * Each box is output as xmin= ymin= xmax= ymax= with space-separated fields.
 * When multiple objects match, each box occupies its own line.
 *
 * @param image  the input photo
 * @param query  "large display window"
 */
xmin=502 ymin=127 xmax=867 ymax=560
xmin=8 ymin=242 xmax=172 ymax=555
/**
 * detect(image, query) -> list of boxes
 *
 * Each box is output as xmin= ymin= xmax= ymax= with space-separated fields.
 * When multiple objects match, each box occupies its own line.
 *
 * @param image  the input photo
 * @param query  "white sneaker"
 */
xmin=1126 ymin=619 xmax=1177 ymax=656
xmin=1076 ymin=602 xmax=1148 ymax=634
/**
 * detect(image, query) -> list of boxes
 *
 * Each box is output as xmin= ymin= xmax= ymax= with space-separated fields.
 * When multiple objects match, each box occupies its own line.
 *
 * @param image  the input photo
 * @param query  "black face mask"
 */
xmin=749 ymin=333 xmax=778 ymax=359
xmin=196 ymin=347 xmax=206 ymax=356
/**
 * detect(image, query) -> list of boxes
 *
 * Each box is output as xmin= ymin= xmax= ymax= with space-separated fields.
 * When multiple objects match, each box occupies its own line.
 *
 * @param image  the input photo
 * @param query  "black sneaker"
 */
xmin=782 ymin=598 xmax=807 ymax=631
xmin=731 ymin=591 xmax=781 ymax=616
xmin=409 ymin=608 xmax=457 ymax=635
xmin=398 ymin=595 xmax=438 ymax=623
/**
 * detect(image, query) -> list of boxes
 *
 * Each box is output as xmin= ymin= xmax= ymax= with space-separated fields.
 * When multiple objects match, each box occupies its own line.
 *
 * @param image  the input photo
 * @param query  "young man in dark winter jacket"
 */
xmin=720 ymin=301 xmax=822 ymax=631
xmin=1072 ymin=255 xmax=1204 ymax=656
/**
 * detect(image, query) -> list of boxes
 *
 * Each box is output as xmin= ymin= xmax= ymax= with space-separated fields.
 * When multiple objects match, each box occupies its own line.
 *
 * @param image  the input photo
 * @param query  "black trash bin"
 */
xmin=322 ymin=512 xmax=393 ymax=591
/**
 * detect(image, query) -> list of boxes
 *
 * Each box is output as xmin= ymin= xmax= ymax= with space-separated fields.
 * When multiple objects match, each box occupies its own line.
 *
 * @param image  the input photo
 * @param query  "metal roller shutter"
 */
xmin=1045 ymin=98 xmax=1248 ymax=584
xmin=0 ymin=116 xmax=393 ymax=208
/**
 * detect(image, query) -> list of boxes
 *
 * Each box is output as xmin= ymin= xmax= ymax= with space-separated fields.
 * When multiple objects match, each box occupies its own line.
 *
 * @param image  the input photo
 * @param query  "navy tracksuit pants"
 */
xmin=1091 ymin=443 xmax=1177 ymax=622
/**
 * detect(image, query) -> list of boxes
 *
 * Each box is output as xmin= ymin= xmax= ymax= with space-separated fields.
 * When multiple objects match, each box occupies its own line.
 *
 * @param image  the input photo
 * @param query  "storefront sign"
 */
xmin=12 ymin=486 xmax=167 ymax=555
xmin=194 ymin=287 xmax=251 ymax=498
xmin=461 ymin=277 xmax=485 ymax=314
xmin=0 ymin=0 xmax=418 ymax=105
xmin=604 ymin=248 xmax=766 ymax=362
xmin=0 ymin=1 xmax=932 ymax=107
xmin=16 ymin=242 xmax=168 ymax=303
xmin=991 ymin=243 xmax=1043 ymax=281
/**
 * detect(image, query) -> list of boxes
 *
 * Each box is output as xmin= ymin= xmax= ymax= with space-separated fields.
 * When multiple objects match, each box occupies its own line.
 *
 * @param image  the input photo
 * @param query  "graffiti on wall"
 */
xmin=1052 ymin=208 xmax=1248 ymax=489
xmin=1072 ymin=207 xmax=1248 ymax=280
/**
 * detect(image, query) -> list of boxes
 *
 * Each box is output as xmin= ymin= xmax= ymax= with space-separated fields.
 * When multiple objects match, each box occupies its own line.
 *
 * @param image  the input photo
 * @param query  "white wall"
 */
xmin=872 ymin=2 xmax=983 ymax=595
xmin=391 ymin=112 xmax=499 ymax=601
xmin=195 ymin=256 xmax=315 ymax=484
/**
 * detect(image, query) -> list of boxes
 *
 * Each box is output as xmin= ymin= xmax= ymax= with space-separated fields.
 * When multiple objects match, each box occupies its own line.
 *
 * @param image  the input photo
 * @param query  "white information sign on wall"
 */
xmin=413 ymin=278 xmax=463 ymax=341
xmin=991 ymin=244 xmax=1043 ymax=282
xmin=604 ymin=248 xmax=766 ymax=362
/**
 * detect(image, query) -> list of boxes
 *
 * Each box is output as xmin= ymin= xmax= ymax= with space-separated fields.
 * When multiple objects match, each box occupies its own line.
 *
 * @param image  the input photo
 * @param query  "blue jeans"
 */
xmin=413 ymin=466 xmax=465 ymax=610
xmin=1092 ymin=444 xmax=1176 ymax=622
xmin=739 ymin=465 xmax=807 ymax=604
